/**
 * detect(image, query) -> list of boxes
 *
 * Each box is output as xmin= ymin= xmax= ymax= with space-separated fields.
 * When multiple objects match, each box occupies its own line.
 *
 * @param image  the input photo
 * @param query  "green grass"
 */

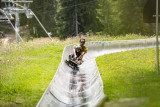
xmin=85 ymin=33 xmax=152 ymax=42
xmin=96 ymin=48 xmax=160 ymax=107
xmin=0 ymin=41 xmax=65 ymax=106
xmin=0 ymin=34 xmax=157 ymax=106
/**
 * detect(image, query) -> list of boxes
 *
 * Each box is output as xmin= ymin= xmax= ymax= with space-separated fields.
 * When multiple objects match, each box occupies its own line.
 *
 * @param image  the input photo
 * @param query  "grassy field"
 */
xmin=96 ymin=48 xmax=160 ymax=107
xmin=0 ymin=41 xmax=65 ymax=106
xmin=80 ymin=33 xmax=152 ymax=42
xmin=0 ymin=35 xmax=158 ymax=106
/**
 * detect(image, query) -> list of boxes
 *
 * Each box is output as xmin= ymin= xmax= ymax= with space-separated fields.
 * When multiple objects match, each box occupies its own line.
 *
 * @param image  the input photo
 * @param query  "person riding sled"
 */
xmin=66 ymin=38 xmax=88 ymax=70
xmin=71 ymin=38 xmax=88 ymax=65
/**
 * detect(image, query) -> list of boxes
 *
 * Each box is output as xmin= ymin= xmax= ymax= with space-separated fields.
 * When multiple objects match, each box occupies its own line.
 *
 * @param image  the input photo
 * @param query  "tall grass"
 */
xmin=0 ymin=41 xmax=65 ymax=106
xmin=96 ymin=48 xmax=160 ymax=107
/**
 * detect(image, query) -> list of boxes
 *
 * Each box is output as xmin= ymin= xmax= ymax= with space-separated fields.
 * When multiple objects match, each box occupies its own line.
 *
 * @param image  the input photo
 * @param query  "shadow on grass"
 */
xmin=100 ymin=67 xmax=160 ymax=107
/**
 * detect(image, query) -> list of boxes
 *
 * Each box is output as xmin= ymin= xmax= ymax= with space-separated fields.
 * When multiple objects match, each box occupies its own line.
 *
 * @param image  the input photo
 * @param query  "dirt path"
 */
xmin=0 ymin=25 xmax=15 ymax=46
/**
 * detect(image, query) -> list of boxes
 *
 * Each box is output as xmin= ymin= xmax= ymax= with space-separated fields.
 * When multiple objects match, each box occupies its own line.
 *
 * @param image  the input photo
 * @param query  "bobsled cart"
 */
xmin=65 ymin=59 xmax=80 ymax=70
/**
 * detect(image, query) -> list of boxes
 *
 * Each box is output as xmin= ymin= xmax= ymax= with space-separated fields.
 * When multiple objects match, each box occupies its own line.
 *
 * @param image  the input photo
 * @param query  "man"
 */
xmin=66 ymin=38 xmax=88 ymax=69
xmin=73 ymin=38 xmax=88 ymax=63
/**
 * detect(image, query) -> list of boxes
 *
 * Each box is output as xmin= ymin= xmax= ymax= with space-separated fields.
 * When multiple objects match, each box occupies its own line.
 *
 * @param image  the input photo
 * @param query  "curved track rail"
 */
xmin=36 ymin=38 xmax=159 ymax=107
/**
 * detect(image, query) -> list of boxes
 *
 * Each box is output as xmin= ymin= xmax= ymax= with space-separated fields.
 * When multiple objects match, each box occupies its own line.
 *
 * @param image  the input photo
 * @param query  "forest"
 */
xmin=0 ymin=0 xmax=156 ymax=39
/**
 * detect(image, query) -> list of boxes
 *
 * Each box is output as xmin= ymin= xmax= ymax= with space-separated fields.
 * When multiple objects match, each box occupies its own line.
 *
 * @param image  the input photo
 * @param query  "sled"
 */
xmin=65 ymin=59 xmax=79 ymax=70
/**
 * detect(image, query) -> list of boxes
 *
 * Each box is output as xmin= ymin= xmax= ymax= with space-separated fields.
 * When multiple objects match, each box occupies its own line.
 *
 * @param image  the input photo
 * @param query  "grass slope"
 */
xmin=0 ymin=41 xmax=65 ymax=106
xmin=0 ymin=35 xmax=157 ymax=106
xmin=96 ymin=48 xmax=160 ymax=107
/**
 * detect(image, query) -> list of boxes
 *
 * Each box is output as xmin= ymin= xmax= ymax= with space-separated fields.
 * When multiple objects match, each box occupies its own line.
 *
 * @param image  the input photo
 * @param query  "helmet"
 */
xmin=76 ymin=45 xmax=82 ymax=50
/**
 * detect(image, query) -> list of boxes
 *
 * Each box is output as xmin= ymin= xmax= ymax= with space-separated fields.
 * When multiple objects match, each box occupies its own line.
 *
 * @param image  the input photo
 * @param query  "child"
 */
xmin=69 ymin=45 xmax=82 ymax=65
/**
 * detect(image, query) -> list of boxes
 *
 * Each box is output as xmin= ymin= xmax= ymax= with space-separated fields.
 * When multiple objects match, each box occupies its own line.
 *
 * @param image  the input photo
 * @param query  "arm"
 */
xmin=73 ymin=48 xmax=77 ymax=59
xmin=77 ymin=52 xmax=85 ymax=60
xmin=77 ymin=46 xmax=87 ymax=60
xmin=73 ymin=44 xmax=77 ymax=59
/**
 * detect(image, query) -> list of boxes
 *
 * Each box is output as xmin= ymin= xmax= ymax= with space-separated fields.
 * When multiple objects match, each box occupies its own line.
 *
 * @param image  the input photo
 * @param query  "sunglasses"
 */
xmin=80 ymin=41 xmax=85 ymax=44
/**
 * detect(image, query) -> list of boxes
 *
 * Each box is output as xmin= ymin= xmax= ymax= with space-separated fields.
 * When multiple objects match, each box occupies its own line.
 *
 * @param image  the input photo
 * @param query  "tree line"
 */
xmin=0 ymin=0 xmax=156 ymax=39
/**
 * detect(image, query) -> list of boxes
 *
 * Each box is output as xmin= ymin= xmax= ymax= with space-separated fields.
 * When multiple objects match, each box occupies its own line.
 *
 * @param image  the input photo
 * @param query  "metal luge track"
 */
xmin=37 ymin=38 xmax=159 ymax=107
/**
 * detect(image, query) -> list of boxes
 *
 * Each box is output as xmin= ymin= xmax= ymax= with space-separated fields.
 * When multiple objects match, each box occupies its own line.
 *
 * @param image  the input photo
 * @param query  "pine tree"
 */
xmin=28 ymin=0 xmax=58 ymax=37
xmin=97 ymin=0 xmax=155 ymax=36
xmin=55 ymin=0 xmax=101 ymax=39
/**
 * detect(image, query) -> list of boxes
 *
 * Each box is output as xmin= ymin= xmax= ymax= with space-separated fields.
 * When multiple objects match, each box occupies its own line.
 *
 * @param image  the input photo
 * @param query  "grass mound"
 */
xmin=96 ymin=48 xmax=160 ymax=107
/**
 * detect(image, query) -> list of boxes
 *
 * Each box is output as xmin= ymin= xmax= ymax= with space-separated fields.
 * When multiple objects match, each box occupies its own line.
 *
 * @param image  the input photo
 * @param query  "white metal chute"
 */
xmin=36 ymin=38 xmax=158 ymax=107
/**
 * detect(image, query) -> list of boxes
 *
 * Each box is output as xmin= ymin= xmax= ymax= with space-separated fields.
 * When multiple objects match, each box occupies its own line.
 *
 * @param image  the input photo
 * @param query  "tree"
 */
xmin=54 ymin=0 xmax=102 ymax=39
xmin=97 ymin=0 xmax=155 ymax=36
